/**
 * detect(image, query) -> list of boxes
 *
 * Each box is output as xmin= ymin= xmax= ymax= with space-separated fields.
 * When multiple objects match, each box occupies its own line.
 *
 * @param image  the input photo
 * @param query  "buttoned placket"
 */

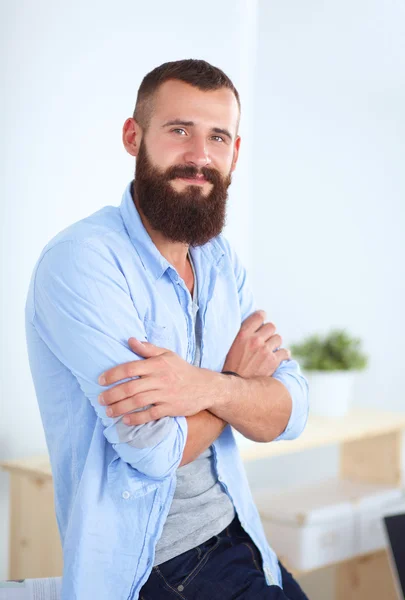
xmin=169 ymin=267 xmax=196 ymax=364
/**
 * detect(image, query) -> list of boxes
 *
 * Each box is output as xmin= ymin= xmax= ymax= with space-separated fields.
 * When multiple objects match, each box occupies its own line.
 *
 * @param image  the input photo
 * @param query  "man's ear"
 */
xmin=231 ymin=136 xmax=241 ymax=172
xmin=122 ymin=118 xmax=143 ymax=157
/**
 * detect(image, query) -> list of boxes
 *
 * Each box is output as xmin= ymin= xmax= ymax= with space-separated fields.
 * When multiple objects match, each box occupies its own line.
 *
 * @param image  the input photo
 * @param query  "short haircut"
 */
xmin=133 ymin=59 xmax=241 ymax=130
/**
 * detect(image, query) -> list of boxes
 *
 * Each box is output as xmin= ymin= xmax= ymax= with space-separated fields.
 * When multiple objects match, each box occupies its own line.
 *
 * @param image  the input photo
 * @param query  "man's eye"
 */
xmin=171 ymin=128 xmax=187 ymax=135
xmin=211 ymin=135 xmax=224 ymax=143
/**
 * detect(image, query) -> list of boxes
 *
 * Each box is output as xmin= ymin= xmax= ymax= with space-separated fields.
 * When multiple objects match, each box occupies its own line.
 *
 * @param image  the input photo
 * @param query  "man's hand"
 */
xmin=97 ymin=309 xmax=291 ymax=429
xmin=222 ymin=310 xmax=291 ymax=378
xmin=98 ymin=338 xmax=226 ymax=425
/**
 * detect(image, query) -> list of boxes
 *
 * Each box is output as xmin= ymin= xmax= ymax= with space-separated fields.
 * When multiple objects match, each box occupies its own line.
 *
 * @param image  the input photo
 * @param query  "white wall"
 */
xmin=0 ymin=0 xmax=257 ymax=580
xmin=1 ymin=0 xmax=404 ymax=595
xmin=250 ymin=0 xmax=405 ymax=410
xmin=245 ymin=0 xmax=405 ymax=462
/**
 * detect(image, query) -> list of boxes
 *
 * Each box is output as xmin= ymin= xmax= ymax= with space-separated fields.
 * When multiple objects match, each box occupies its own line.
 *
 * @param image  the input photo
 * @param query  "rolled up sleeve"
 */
xmin=32 ymin=240 xmax=187 ymax=481
xmin=272 ymin=359 xmax=309 ymax=441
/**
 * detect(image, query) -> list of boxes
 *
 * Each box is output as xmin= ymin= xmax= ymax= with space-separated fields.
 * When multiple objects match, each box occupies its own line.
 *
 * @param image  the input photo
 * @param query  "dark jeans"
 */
xmin=139 ymin=516 xmax=309 ymax=599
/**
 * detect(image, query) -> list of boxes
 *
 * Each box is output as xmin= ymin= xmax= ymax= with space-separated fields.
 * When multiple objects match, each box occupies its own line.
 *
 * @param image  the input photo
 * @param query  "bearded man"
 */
xmin=25 ymin=59 xmax=309 ymax=600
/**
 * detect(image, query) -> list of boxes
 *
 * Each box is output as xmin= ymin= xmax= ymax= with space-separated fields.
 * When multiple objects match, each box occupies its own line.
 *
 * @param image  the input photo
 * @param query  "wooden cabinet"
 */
xmin=0 ymin=456 xmax=62 ymax=579
xmin=1 ymin=408 xmax=404 ymax=597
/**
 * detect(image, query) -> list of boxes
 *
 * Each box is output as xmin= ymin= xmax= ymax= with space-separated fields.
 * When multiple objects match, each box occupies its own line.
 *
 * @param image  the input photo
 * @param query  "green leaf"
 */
xmin=290 ymin=329 xmax=368 ymax=371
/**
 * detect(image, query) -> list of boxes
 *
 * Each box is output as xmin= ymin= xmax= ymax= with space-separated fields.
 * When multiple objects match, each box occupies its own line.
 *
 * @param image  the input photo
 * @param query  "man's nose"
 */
xmin=182 ymin=137 xmax=211 ymax=168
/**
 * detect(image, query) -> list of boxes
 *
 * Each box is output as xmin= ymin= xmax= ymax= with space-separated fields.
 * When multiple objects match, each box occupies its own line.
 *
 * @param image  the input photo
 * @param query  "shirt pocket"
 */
xmin=144 ymin=318 xmax=174 ymax=348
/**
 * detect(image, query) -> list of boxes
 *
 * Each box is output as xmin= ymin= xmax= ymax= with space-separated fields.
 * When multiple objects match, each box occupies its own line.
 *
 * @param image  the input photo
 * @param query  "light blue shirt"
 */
xmin=25 ymin=181 xmax=309 ymax=600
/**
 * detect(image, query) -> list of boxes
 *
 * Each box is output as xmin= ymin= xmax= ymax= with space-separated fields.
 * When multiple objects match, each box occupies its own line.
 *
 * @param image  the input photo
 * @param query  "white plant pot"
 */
xmin=303 ymin=370 xmax=357 ymax=418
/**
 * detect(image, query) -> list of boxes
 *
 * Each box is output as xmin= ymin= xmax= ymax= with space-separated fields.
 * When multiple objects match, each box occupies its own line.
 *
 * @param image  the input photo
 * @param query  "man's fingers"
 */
xmin=274 ymin=348 xmax=291 ymax=363
xmin=128 ymin=337 xmax=166 ymax=357
xmin=99 ymin=375 xmax=157 ymax=406
xmin=266 ymin=333 xmax=283 ymax=351
xmin=99 ymin=356 xmax=156 ymax=386
xmin=98 ymin=339 xmax=169 ymax=386
xmin=256 ymin=322 xmax=278 ymax=342
xmin=104 ymin=391 xmax=158 ymax=417
xmin=122 ymin=404 xmax=167 ymax=426
xmin=240 ymin=310 xmax=267 ymax=335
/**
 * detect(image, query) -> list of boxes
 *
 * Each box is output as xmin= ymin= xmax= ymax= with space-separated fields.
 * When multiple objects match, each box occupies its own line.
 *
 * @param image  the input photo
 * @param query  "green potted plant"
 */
xmin=290 ymin=329 xmax=369 ymax=417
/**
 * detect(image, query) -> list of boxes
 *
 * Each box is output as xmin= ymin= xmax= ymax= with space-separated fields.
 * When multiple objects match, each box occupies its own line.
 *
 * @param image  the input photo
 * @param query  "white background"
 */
xmin=1 ymin=1 xmax=404 ymax=597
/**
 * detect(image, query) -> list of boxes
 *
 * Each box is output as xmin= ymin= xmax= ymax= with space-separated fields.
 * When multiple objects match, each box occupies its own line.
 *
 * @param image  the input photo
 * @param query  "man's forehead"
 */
xmin=152 ymin=80 xmax=239 ymax=133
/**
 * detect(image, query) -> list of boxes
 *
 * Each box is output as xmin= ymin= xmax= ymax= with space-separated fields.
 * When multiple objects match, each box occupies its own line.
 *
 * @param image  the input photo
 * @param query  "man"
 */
xmin=25 ymin=59 xmax=309 ymax=599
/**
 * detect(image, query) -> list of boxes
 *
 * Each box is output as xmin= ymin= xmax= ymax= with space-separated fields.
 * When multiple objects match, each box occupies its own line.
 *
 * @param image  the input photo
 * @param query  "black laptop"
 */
xmin=383 ymin=512 xmax=405 ymax=599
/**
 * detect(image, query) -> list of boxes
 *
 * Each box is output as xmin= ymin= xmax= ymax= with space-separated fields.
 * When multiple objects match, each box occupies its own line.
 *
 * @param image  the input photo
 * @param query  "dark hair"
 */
xmin=133 ymin=59 xmax=240 ymax=129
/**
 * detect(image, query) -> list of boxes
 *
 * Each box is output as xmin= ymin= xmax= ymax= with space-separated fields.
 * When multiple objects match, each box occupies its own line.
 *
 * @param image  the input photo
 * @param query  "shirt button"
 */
xmin=177 ymin=585 xmax=184 ymax=592
xmin=122 ymin=490 xmax=130 ymax=499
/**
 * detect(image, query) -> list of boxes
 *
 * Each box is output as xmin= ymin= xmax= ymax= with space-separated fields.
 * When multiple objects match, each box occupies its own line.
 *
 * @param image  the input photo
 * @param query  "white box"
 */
xmin=254 ymin=480 xmax=356 ymax=572
xmin=354 ymin=489 xmax=405 ymax=555
xmin=327 ymin=479 xmax=405 ymax=554
xmin=253 ymin=479 xmax=405 ymax=572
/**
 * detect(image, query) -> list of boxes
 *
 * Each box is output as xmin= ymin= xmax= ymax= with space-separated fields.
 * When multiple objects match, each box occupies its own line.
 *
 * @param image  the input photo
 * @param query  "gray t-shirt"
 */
xmin=153 ymin=252 xmax=235 ymax=565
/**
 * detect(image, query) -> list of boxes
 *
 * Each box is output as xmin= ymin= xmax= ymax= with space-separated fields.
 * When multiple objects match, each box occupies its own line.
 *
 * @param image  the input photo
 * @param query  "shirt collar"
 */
xmin=119 ymin=180 xmax=225 ymax=281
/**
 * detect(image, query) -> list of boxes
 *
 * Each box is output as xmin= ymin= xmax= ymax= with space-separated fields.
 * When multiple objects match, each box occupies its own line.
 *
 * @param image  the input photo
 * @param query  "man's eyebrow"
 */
xmin=212 ymin=127 xmax=233 ymax=141
xmin=162 ymin=119 xmax=195 ymax=128
xmin=162 ymin=120 xmax=233 ymax=141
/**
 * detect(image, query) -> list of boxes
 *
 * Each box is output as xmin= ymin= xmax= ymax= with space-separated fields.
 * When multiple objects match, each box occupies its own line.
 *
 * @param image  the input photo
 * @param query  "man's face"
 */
xmin=132 ymin=80 xmax=241 ymax=246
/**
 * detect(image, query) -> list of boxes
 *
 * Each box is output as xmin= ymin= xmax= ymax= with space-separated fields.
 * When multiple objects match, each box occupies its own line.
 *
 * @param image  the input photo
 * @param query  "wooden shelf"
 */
xmin=1 ymin=455 xmax=52 ymax=479
xmin=0 ymin=458 xmax=62 ymax=579
xmin=234 ymin=408 xmax=405 ymax=462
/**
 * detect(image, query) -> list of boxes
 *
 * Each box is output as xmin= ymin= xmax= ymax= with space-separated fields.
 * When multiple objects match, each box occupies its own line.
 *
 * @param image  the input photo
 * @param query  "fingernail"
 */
xmin=99 ymin=394 xmax=105 ymax=405
xmin=99 ymin=375 xmax=106 ymax=385
xmin=123 ymin=416 xmax=131 ymax=425
xmin=106 ymin=408 xmax=113 ymax=417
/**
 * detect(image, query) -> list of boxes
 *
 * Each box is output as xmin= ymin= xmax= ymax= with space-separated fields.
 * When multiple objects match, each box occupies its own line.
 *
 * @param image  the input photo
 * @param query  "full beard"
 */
xmin=133 ymin=141 xmax=232 ymax=246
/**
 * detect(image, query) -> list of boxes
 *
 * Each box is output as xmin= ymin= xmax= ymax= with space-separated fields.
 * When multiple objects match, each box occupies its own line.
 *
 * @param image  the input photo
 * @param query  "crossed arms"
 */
xmin=32 ymin=241 xmax=309 ymax=479
xmin=98 ymin=312 xmax=297 ymax=466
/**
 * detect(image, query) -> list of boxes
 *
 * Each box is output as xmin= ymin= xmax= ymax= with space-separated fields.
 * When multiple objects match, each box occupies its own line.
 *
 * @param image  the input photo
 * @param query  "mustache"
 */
xmin=165 ymin=164 xmax=221 ymax=184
